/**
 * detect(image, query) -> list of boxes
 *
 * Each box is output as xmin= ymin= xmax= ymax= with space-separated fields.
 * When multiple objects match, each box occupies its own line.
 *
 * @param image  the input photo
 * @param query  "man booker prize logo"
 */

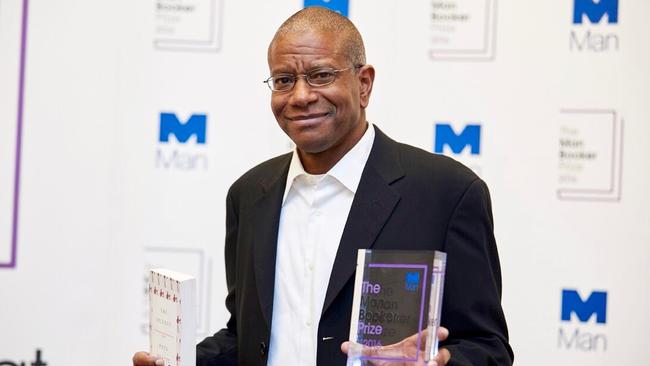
xmin=154 ymin=0 xmax=223 ymax=52
xmin=557 ymin=109 xmax=623 ymax=201
xmin=429 ymin=0 xmax=498 ymax=61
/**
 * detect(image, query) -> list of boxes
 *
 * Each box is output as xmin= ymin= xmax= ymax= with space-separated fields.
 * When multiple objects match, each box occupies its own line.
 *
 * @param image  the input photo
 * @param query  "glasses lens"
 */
xmin=307 ymin=69 xmax=337 ymax=86
xmin=271 ymin=75 xmax=295 ymax=91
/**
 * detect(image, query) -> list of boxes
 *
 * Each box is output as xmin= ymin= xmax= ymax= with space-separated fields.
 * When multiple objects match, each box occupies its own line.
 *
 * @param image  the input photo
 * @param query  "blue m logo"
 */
xmin=573 ymin=0 xmax=618 ymax=24
xmin=434 ymin=124 xmax=481 ymax=155
xmin=405 ymin=272 xmax=420 ymax=292
xmin=561 ymin=289 xmax=607 ymax=324
xmin=159 ymin=113 xmax=207 ymax=144
xmin=304 ymin=0 xmax=349 ymax=17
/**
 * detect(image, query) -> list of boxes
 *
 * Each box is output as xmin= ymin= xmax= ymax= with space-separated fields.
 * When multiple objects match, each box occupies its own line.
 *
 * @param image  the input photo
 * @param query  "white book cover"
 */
xmin=149 ymin=268 xmax=196 ymax=366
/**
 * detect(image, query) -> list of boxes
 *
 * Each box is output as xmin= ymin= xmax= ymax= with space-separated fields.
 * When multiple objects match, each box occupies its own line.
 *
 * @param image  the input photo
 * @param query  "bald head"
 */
xmin=269 ymin=6 xmax=366 ymax=66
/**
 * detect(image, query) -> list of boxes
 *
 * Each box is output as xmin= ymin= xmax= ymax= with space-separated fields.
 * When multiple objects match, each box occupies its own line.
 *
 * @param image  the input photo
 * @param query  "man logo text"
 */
xmin=570 ymin=0 xmax=619 ymax=52
xmin=558 ymin=289 xmax=607 ymax=352
xmin=156 ymin=112 xmax=208 ymax=171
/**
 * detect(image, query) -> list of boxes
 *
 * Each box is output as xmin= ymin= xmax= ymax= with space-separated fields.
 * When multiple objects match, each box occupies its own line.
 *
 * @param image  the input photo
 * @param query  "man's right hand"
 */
xmin=132 ymin=352 xmax=164 ymax=366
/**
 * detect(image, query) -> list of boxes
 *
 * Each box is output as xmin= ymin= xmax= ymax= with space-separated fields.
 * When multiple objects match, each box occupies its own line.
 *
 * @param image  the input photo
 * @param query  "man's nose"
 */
xmin=289 ymin=77 xmax=318 ymax=106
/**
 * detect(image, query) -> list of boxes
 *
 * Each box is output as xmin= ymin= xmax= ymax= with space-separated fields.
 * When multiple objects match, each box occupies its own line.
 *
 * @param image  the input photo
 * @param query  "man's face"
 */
xmin=268 ymin=31 xmax=372 ymax=157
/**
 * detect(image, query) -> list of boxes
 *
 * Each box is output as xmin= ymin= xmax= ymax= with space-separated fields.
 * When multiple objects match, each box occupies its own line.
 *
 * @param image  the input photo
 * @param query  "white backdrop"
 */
xmin=1 ymin=0 xmax=649 ymax=365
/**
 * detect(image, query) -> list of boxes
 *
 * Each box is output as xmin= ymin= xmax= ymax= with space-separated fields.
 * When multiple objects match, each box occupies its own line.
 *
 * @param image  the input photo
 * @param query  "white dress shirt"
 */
xmin=267 ymin=123 xmax=375 ymax=366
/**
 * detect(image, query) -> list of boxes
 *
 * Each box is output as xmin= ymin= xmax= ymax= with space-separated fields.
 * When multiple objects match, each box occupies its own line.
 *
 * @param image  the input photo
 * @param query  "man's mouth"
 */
xmin=287 ymin=112 xmax=330 ymax=122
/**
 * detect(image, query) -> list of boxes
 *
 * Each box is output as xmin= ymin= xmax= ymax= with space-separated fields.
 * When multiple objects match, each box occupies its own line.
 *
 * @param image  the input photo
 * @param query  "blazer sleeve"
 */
xmin=441 ymin=178 xmax=514 ymax=366
xmin=195 ymin=187 xmax=239 ymax=366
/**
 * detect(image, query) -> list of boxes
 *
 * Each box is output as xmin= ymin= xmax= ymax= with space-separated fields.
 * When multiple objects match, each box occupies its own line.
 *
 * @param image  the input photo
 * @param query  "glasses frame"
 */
xmin=263 ymin=65 xmax=363 ymax=92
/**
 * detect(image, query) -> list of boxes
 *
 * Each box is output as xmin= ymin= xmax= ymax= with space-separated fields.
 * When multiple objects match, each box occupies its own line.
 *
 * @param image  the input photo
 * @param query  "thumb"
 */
xmin=132 ymin=352 xmax=165 ymax=366
xmin=341 ymin=341 xmax=350 ymax=354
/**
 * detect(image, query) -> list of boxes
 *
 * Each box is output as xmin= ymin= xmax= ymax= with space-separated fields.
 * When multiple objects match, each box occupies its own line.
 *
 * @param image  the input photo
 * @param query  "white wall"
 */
xmin=1 ymin=0 xmax=648 ymax=364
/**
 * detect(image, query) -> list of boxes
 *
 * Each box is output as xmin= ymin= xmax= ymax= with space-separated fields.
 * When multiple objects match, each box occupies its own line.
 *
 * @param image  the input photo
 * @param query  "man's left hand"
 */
xmin=340 ymin=326 xmax=451 ymax=365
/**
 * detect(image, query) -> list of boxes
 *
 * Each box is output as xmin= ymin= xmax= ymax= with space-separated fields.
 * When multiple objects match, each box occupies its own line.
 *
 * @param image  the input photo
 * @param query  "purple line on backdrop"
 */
xmin=2 ymin=0 xmax=28 ymax=269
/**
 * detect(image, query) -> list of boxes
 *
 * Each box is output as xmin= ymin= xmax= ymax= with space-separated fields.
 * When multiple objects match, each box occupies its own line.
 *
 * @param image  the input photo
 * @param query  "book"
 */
xmin=148 ymin=268 xmax=196 ymax=366
xmin=347 ymin=250 xmax=447 ymax=365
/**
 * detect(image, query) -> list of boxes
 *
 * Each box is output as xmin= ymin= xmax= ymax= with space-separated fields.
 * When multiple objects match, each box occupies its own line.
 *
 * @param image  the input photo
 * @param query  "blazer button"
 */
xmin=260 ymin=341 xmax=267 ymax=356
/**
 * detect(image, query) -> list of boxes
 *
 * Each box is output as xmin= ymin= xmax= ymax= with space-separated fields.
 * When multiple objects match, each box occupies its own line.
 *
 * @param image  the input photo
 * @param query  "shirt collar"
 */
xmin=282 ymin=123 xmax=375 ymax=205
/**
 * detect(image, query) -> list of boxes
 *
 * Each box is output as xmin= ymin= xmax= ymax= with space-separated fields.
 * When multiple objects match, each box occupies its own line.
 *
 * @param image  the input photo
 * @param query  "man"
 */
xmin=134 ymin=6 xmax=513 ymax=366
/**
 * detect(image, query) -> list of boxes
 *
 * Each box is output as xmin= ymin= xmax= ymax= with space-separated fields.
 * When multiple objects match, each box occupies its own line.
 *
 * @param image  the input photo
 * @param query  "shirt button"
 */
xmin=314 ymin=211 xmax=322 ymax=217
xmin=306 ymin=321 xmax=312 ymax=327
xmin=308 ymin=264 xmax=314 ymax=272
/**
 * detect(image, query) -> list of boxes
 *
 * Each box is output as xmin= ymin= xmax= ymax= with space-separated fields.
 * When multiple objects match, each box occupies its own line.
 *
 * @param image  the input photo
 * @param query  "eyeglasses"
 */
xmin=263 ymin=66 xmax=362 ymax=92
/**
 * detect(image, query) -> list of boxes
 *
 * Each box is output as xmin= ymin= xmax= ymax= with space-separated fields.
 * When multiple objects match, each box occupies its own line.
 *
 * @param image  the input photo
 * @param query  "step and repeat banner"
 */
xmin=1 ymin=0 xmax=648 ymax=365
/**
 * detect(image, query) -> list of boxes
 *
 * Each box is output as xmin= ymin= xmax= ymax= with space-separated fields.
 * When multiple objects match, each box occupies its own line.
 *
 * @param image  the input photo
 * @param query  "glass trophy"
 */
xmin=347 ymin=250 xmax=447 ymax=365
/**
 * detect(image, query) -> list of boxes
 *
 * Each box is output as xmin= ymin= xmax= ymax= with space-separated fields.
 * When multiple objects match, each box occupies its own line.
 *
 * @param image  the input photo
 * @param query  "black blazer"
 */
xmin=197 ymin=127 xmax=514 ymax=365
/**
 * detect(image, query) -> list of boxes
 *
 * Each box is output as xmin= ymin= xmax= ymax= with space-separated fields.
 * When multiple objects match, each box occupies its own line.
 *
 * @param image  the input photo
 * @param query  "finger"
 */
xmin=341 ymin=341 xmax=388 ymax=359
xmin=433 ymin=348 xmax=451 ymax=365
xmin=437 ymin=327 xmax=449 ymax=341
xmin=341 ymin=341 xmax=350 ymax=354
xmin=132 ymin=351 xmax=164 ymax=366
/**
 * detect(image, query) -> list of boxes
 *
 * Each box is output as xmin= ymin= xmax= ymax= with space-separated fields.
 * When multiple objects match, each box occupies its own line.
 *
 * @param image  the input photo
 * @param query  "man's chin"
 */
xmin=286 ymin=130 xmax=330 ymax=155
xmin=294 ymin=142 xmax=329 ymax=155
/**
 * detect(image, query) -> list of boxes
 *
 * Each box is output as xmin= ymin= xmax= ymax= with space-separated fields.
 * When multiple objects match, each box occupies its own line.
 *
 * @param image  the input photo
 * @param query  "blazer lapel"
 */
xmin=251 ymin=155 xmax=291 ymax=327
xmin=322 ymin=128 xmax=405 ymax=315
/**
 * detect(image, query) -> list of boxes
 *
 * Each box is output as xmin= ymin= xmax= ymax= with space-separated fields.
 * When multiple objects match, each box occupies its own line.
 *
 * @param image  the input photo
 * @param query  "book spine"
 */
xmin=179 ymin=278 xmax=196 ymax=366
xmin=148 ymin=271 xmax=154 ymax=360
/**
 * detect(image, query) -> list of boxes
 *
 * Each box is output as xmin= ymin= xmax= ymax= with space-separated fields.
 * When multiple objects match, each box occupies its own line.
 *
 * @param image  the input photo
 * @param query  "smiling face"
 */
xmin=268 ymin=30 xmax=374 ymax=173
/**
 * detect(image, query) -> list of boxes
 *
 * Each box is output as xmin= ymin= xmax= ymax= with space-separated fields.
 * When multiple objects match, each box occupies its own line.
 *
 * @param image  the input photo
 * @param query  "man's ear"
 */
xmin=358 ymin=65 xmax=375 ymax=109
